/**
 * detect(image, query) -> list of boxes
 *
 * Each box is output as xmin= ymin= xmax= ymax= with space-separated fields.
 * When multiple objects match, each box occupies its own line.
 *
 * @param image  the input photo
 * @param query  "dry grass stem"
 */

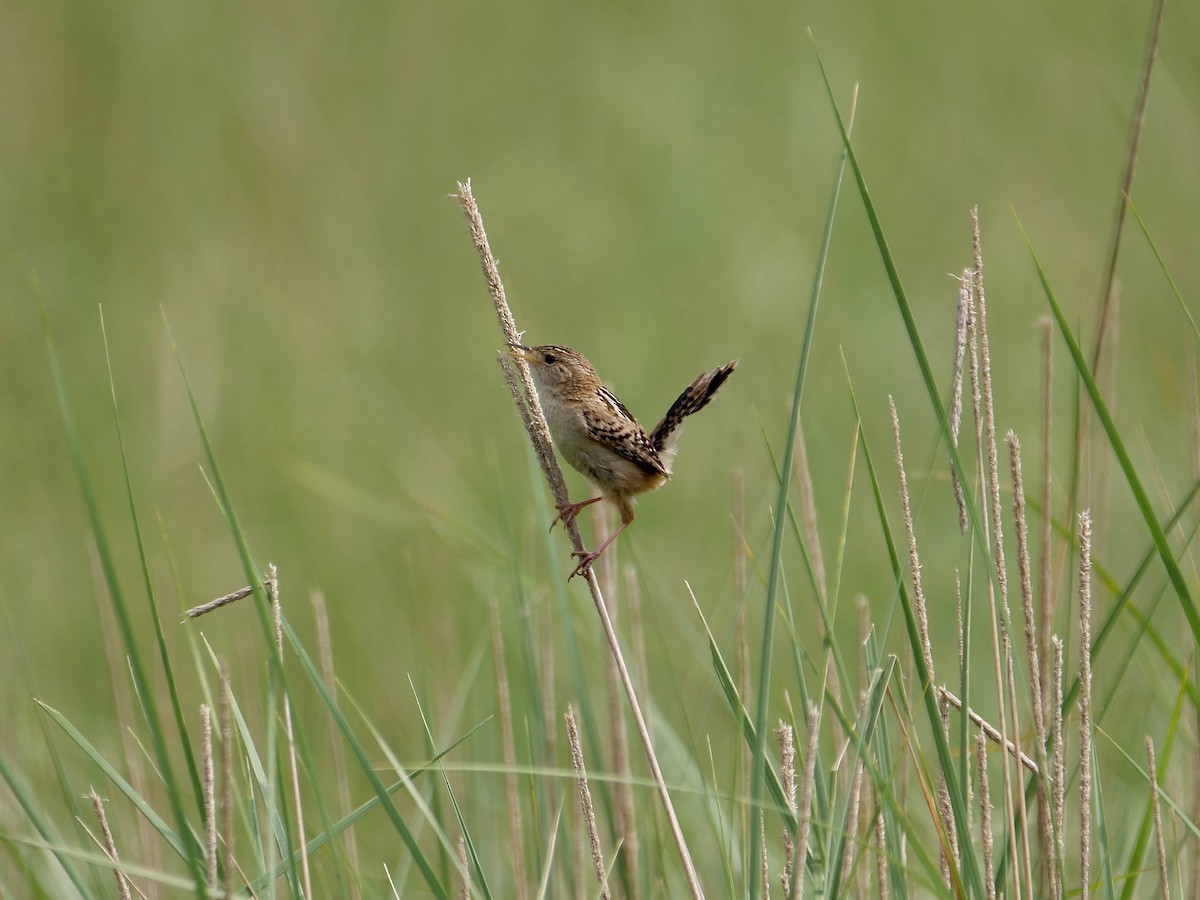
xmin=760 ymin=810 xmax=770 ymax=899
xmin=89 ymin=540 xmax=158 ymax=894
xmin=88 ymin=788 xmax=132 ymax=900
xmin=312 ymin=591 xmax=359 ymax=896
xmin=874 ymin=800 xmax=888 ymax=900
xmin=201 ymin=703 xmax=217 ymax=888
xmin=625 ymin=565 xmax=650 ymax=739
xmin=268 ymin=566 xmax=312 ymax=900
xmin=219 ymin=665 xmax=235 ymax=900
xmin=843 ymin=758 xmax=865 ymax=890
xmin=566 ymin=704 xmax=611 ymax=900
xmin=1146 ymin=737 xmax=1170 ymax=900
xmin=603 ymin=562 xmax=639 ymax=897
xmin=794 ymin=422 xmax=828 ymax=604
xmin=1078 ymin=513 xmax=1094 ymax=900
xmin=1008 ymin=432 xmax=1056 ymax=897
xmin=971 ymin=207 xmax=1026 ymax=899
xmin=937 ymin=688 xmax=1039 ymax=774
xmin=456 ymin=179 xmax=703 ymax=898
xmin=793 ymin=703 xmax=820 ymax=900
xmin=977 ymin=735 xmax=997 ymax=900
xmin=490 ymin=603 xmax=529 ymax=898
xmin=1038 ymin=317 xmax=1054 ymax=716
xmin=185 ymin=583 xmax=255 ymax=619
xmin=777 ymin=722 xmax=796 ymax=897
xmin=457 ymin=834 xmax=471 ymax=900
xmin=950 ymin=270 xmax=972 ymax=532
xmin=1093 ymin=0 xmax=1165 ymax=373
xmin=1052 ymin=636 xmax=1066 ymax=888
xmin=889 ymin=397 xmax=935 ymax=686
xmin=733 ymin=466 xmax=747 ymax=598
xmin=936 ymin=693 xmax=958 ymax=888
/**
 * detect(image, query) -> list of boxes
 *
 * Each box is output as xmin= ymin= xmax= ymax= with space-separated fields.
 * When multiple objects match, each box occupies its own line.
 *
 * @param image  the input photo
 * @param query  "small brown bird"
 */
xmin=510 ymin=344 xmax=737 ymax=578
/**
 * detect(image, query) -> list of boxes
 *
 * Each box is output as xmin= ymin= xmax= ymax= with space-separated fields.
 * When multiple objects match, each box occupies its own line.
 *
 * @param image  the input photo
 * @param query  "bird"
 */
xmin=509 ymin=343 xmax=737 ymax=578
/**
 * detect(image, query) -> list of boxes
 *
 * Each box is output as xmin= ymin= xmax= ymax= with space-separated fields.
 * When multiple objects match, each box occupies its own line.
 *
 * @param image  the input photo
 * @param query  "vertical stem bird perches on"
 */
xmin=454 ymin=179 xmax=704 ymax=899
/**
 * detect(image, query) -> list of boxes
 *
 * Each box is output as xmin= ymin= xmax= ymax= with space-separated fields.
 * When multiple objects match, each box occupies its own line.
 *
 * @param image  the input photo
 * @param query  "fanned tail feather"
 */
xmin=650 ymin=360 xmax=738 ymax=453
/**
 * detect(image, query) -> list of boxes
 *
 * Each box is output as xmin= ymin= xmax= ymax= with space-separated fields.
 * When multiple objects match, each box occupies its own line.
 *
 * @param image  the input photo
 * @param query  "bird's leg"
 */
xmin=568 ymin=521 xmax=630 ymax=580
xmin=551 ymin=496 xmax=602 ymax=532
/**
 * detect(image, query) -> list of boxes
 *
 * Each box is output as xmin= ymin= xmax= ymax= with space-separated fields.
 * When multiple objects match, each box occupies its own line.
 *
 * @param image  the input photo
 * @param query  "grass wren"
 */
xmin=510 ymin=344 xmax=737 ymax=578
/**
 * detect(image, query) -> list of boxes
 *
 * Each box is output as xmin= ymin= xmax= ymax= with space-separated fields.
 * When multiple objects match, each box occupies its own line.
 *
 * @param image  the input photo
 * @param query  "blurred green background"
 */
xmin=3 ymin=0 xmax=1199 ymax=878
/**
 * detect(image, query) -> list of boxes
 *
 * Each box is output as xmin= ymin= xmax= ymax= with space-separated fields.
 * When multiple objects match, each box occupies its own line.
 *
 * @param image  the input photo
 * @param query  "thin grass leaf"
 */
xmin=842 ymin=354 xmax=980 ymax=894
xmin=166 ymin=321 xmax=449 ymax=899
xmin=99 ymin=311 xmax=206 ymax=819
xmin=0 ymin=750 xmax=94 ymax=898
xmin=748 ymin=77 xmax=854 ymax=900
xmin=409 ymin=679 xmax=495 ymax=900
xmin=1116 ymin=657 xmax=1191 ymax=900
xmin=37 ymin=702 xmax=189 ymax=860
xmin=1127 ymin=199 xmax=1200 ymax=343
xmin=0 ymin=833 xmax=199 ymax=893
xmin=42 ymin=306 xmax=208 ymax=896
xmin=1022 ymin=229 xmax=1200 ymax=646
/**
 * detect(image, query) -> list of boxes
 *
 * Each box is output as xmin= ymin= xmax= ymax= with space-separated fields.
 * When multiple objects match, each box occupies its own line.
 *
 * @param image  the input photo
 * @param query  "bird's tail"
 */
xmin=650 ymin=359 xmax=738 ymax=456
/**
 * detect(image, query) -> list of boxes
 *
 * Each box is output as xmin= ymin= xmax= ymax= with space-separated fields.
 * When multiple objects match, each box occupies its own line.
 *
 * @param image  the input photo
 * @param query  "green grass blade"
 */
xmin=41 ymin=307 xmax=207 ymax=896
xmin=37 ymin=702 xmax=189 ymax=860
xmin=747 ymin=73 xmax=854 ymax=899
xmin=0 ymin=750 xmax=93 ymax=897
xmin=1127 ymin=197 xmax=1200 ymax=342
xmin=99 ymin=310 xmax=206 ymax=819
xmin=843 ymin=354 xmax=979 ymax=894
xmin=1021 ymin=227 xmax=1200 ymax=646
xmin=166 ymin=320 xmax=448 ymax=898
xmin=410 ymin=678 xmax=495 ymax=900
xmin=1116 ymin=659 xmax=1190 ymax=900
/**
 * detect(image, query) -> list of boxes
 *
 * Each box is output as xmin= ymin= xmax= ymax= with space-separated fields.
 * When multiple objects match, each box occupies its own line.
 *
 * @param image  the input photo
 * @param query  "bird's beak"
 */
xmin=505 ymin=344 xmax=537 ymax=363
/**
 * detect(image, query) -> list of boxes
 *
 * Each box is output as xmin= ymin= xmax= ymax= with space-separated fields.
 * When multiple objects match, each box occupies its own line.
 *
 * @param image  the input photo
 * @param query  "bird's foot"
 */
xmin=567 ymin=547 xmax=604 ymax=581
xmin=550 ymin=496 xmax=602 ymax=532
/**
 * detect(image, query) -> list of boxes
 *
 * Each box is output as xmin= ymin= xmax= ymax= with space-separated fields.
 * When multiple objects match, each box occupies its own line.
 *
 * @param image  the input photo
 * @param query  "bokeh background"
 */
xmin=2 ymin=0 xmax=1199 ymax=887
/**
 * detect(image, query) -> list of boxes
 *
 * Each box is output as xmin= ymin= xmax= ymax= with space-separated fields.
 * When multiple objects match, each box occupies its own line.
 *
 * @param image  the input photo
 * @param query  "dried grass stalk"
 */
xmin=778 ymin=723 xmax=797 ymax=897
xmin=889 ymin=397 xmax=935 ymax=686
xmin=977 ymin=735 xmax=997 ymax=900
xmin=1052 ymin=636 xmax=1066 ymax=889
xmin=793 ymin=704 xmax=820 ymax=900
xmin=312 ymin=591 xmax=359 ymax=897
xmin=1038 ymin=317 xmax=1054 ymax=716
xmin=202 ymin=703 xmax=216 ymax=888
xmin=1078 ymin=514 xmax=1094 ymax=900
xmin=949 ymin=271 xmax=973 ymax=533
xmin=1008 ymin=432 xmax=1055 ymax=898
xmin=456 ymin=179 xmax=703 ymax=899
xmin=219 ymin=665 xmax=235 ymax=900
xmin=88 ymin=789 xmax=132 ymax=900
xmin=1146 ymin=737 xmax=1170 ymax=900
xmin=937 ymin=688 xmax=1039 ymax=774
xmin=566 ymin=705 xmax=610 ymax=900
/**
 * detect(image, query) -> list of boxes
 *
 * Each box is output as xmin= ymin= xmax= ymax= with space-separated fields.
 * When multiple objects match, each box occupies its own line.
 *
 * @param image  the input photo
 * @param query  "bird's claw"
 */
xmin=568 ymin=548 xmax=602 ymax=581
xmin=550 ymin=497 xmax=601 ymax=532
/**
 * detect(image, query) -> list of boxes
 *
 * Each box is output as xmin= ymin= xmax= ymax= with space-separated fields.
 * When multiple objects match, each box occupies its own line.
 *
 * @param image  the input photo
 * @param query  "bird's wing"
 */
xmin=584 ymin=387 xmax=669 ymax=478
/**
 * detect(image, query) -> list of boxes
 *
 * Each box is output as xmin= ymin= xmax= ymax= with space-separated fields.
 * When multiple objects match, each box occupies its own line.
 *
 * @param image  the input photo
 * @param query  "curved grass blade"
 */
xmin=37 ymin=702 xmax=189 ymax=860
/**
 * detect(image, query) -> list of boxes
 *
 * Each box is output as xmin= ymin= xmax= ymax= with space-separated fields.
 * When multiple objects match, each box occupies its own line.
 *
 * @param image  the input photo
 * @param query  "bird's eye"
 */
xmin=544 ymin=353 xmax=557 ymax=364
